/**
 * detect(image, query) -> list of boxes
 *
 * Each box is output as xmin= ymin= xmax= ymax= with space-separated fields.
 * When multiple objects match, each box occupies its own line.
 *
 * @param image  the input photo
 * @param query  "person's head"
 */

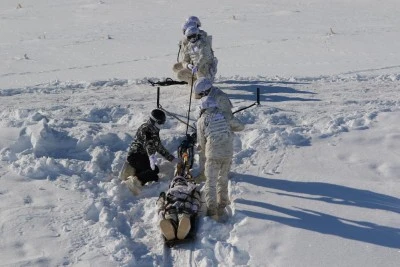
xmin=194 ymin=77 xmax=213 ymax=99
xmin=186 ymin=16 xmax=201 ymax=28
xmin=184 ymin=26 xmax=200 ymax=43
xmin=182 ymin=20 xmax=197 ymax=35
xmin=149 ymin=109 xmax=166 ymax=128
xmin=170 ymin=176 xmax=188 ymax=188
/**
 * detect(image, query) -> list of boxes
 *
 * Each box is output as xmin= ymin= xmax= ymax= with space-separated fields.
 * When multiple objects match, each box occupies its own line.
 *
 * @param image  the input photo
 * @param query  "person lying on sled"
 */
xmin=156 ymin=175 xmax=201 ymax=241
xmin=119 ymin=109 xmax=180 ymax=195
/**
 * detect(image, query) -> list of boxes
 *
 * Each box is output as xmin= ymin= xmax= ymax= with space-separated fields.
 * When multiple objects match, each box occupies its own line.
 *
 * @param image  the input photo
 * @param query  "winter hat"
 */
xmin=150 ymin=108 xmax=166 ymax=124
xmin=194 ymin=77 xmax=212 ymax=99
xmin=184 ymin=26 xmax=200 ymax=38
xmin=200 ymin=96 xmax=218 ymax=110
xmin=182 ymin=20 xmax=197 ymax=34
xmin=186 ymin=16 xmax=201 ymax=27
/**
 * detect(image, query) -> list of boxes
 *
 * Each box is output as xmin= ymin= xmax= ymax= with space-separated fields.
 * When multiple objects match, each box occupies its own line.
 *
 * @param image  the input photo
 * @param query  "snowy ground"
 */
xmin=1 ymin=1 xmax=399 ymax=267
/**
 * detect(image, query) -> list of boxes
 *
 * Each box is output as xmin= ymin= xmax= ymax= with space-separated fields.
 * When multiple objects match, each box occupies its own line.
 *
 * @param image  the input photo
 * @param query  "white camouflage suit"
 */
xmin=196 ymin=89 xmax=244 ymax=179
xmin=196 ymin=105 xmax=233 ymax=216
xmin=173 ymin=31 xmax=217 ymax=85
xmin=205 ymin=86 xmax=245 ymax=132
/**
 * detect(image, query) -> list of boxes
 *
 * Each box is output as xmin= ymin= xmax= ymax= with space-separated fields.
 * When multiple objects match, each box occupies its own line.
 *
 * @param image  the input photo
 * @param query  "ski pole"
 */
xmin=177 ymin=43 xmax=182 ymax=63
xmin=232 ymin=87 xmax=261 ymax=114
xmin=185 ymin=70 xmax=195 ymax=135
xmin=157 ymin=87 xmax=160 ymax=108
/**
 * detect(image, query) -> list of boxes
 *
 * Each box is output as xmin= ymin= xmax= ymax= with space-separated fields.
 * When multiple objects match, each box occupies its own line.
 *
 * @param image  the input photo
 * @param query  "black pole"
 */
xmin=186 ymin=72 xmax=195 ymax=135
xmin=232 ymin=103 xmax=256 ymax=114
xmin=177 ymin=43 xmax=182 ymax=63
xmin=232 ymin=87 xmax=261 ymax=114
xmin=157 ymin=87 xmax=160 ymax=108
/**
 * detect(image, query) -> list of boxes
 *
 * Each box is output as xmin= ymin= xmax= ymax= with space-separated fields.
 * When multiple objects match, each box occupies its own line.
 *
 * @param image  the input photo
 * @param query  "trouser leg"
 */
xmin=204 ymin=159 xmax=219 ymax=216
xmin=127 ymin=152 xmax=159 ymax=185
xmin=119 ymin=161 xmax=136 ymax=181
xmin=136 ymin=166 xmax=159 ymax=185
xmin=217 ymin=158 xmax=231 ymax=209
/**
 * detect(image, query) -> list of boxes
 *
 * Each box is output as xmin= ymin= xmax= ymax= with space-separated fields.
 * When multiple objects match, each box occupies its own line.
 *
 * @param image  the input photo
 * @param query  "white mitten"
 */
xmin=149 ymin=154 xmax=157 ymax=170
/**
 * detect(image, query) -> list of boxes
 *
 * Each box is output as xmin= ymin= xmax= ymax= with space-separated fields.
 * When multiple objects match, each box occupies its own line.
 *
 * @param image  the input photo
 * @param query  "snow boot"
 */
xmin=217 ymin=207 xmax=229 ymax=223
xmin=177 ymin=214 xmax=191 ymax=239
xmin=206 ymin=209 xmax=219 ymax=222
xmin=119 ymin=161 xmax=135 ymax=181
xmin=160 ymin=219 xmax=176 ymax=241
xmin=124 ymin=176 xmax=142 ymax=196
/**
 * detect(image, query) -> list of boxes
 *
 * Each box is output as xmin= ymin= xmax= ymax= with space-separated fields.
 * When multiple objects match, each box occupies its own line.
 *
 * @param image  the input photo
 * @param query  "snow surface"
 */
xmin=1 ymin=0 xmax=399 ymax=266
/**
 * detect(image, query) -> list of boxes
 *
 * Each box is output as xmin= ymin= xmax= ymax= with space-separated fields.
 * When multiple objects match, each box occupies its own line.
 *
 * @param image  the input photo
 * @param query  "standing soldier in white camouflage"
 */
xmin=173 ymin=17 xmax=217 ymax=85
xmin=193 ymin=77 xmax=244 ymax=182
xmin=196 ymin=97 xmax=234 ymax=221
xmin=177 ymin=16 xmax=205 ymax=62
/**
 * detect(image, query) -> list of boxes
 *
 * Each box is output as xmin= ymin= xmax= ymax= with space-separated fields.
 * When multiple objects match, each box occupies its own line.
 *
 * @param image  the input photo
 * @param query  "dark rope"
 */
xmin=177 ymin=43 xmax=182 ymax=63
xmin=186 ymin=71 xmax=195 ymax=135
xmin=158 ymin=105 xmax=196 ymax=130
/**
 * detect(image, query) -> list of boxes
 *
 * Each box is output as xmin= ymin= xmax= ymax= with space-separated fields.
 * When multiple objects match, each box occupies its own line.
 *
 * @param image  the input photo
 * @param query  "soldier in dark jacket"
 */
xmin=119 ymin=109 xmax=180 ymax=195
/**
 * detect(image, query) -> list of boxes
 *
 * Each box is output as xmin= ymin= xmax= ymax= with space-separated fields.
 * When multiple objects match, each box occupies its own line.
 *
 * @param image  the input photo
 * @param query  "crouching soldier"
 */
xmin=119 ymin=109 xmax=180 ymax=195
xmin=157 ymin=175 xmax=201 ymax=241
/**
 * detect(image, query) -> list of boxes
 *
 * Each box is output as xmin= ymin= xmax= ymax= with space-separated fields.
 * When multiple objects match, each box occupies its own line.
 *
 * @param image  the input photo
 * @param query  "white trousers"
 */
xmin=204 ymin=158 xmax=231 ymax=215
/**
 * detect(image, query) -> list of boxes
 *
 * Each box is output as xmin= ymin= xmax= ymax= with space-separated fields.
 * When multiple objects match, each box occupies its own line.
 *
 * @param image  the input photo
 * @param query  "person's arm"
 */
xmin=144 ymin=126 xmax=174 ymax=161
xmin=196 ymin=117 xmax=206 ymax=153
xmin=196 ymin=40 xmax=214 ymax=72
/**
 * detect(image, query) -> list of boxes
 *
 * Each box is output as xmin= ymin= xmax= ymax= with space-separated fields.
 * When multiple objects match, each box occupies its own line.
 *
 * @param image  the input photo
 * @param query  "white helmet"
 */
xmin=182 ymin=20 xmax=197 ymax=34
xmin=194 ymin=77 xmax=212 ymax=99
xmin=186 ymin=16 xmax=201 ymax=27
xmin=184 ymin=26 xmax=200 ymax=42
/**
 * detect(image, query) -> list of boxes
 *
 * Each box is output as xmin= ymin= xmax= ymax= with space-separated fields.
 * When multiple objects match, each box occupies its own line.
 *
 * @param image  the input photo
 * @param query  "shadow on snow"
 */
xmin=216 ymin=79 xmax=311 ymax=86
xmin=233 ymin=173 xmax=400 ymax=249
xmin=223 ymin=84 xmax=320 ymax=103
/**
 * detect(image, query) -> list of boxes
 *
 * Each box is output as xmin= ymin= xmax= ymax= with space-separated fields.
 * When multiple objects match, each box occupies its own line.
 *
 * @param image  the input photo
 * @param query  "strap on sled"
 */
xmin=174 ymin=132 xmax=197 ymax=179
xmin=148 ymin=78 xmax=188 ymax=87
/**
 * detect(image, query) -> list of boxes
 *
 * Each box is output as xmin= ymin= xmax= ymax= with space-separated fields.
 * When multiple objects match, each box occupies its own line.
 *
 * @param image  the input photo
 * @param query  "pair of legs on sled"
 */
xmin=157 ymin=193 xmax=193 ymax=241
xmin=156 ymin=176 xmax=201 ymax=241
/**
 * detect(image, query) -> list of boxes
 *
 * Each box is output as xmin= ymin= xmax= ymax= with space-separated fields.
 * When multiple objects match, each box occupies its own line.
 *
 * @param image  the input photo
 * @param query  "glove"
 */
xmin=149 ymin=154 xmax=157 ymax=170
xmin=191 ymin=66 xmax=198 ymax=74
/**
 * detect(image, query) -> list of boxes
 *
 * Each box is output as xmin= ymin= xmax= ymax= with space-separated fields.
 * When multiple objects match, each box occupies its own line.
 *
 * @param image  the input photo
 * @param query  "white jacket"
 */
xmin=181 ymin=32 xmax=217 ymax=80
xmin=178 ymin=30 xmax=209 ymax=62
xmin=196 ymin=107 xmax=233 ymax=160
xmin=203 ymin=88 xmax=245 ymax=132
